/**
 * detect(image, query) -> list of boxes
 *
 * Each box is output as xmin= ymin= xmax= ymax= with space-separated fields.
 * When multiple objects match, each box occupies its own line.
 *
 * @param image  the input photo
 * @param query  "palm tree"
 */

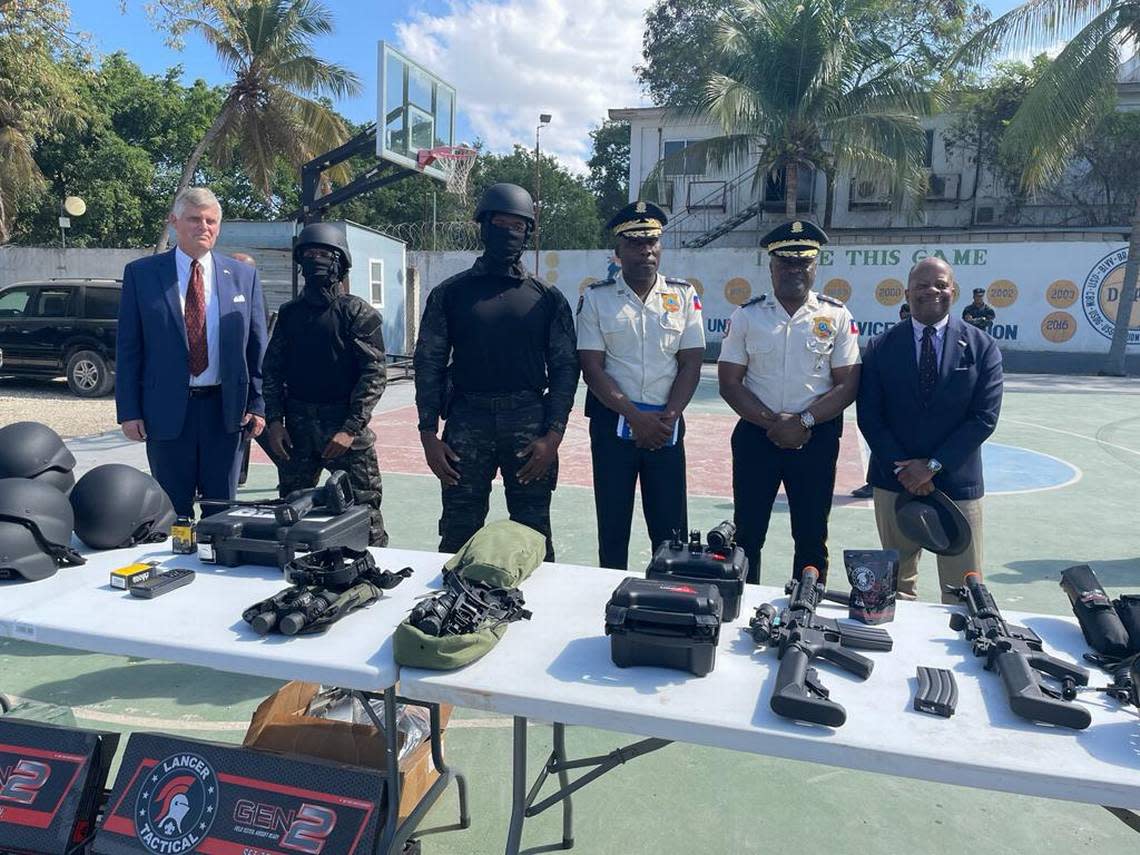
xmin=955 ymin=1 xmax=1140 ymax=375
xmin=646 ymin=0 xmax=935 ymax=224
xmin=155 ymin=0 xmax=360 ymax=251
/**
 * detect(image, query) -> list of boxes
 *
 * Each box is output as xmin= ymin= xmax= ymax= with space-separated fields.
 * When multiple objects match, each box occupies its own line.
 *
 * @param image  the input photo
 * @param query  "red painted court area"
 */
xmin=252 ymin=405 xmax=869 ymax=505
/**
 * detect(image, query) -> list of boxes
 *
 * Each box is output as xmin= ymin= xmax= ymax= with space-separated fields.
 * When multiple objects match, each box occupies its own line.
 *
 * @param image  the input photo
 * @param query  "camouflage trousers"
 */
xmin=276 ymin=403 xmax=388 ymax=546
xmin=439 ymin=395 xmax=556 ymax=561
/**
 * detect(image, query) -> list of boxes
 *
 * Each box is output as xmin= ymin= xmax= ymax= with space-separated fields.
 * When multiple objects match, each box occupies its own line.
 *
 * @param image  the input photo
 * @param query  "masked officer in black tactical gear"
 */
xmin=263 ymin=222 xmax=389 ymax=546
xmin=413 ymin=183 xmax=580 ymax=561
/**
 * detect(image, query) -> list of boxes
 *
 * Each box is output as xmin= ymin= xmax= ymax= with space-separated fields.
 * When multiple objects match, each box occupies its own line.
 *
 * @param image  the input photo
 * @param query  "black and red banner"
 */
xmin=95 ymin=733 xmax=384 ymax=855
xmin=0 ymin=717 xmax=119 ymax=854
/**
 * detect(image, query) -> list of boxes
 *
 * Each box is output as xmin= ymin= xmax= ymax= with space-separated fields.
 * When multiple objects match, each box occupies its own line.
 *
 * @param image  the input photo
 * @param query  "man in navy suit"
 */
xmin=116 ymin=187 xmax=268 ymax=517
xmin=856 ymin=257 xmax=1003 ymax=602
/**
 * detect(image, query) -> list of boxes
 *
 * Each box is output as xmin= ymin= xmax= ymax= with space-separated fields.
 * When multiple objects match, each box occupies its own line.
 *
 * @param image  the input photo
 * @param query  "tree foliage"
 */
xmin=0 ymin=0 xmax=86 ymax=242
xmin=153 ymin=0 xmax=361 ymax=249
xmin=646 ymin=0 xmax=937 ymax=221
xmin=637 ymin=0 xmax=989 ymax=106
xmin=587 ymin=120 xmax=631 ymax=237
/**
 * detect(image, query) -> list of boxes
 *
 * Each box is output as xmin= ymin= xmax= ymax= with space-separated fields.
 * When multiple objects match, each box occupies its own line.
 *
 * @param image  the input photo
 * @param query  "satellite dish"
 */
xmin=63 ymin=196 xmax=86 ymax=217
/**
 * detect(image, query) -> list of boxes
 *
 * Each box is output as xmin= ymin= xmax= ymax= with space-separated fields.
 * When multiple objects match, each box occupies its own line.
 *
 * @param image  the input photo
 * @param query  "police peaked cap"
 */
xmin=972 ymin=288 xmax=986 ymax=295
xmin=606 ymin=200 xmax=669 ymax=240
xmin=294 ymin=222 xmax=352 ymax=272
xmin=761 ymin=219 xmax=829 ymax=259
xmin=475 ymin=183 xmax=536 ymax=225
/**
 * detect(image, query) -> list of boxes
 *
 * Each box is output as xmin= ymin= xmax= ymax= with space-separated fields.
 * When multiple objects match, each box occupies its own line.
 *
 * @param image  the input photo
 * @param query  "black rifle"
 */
xmin=948 ymin=572 xmax=1091 ymax=729
xmin=749 ymin=566 xmax=893 ymax=727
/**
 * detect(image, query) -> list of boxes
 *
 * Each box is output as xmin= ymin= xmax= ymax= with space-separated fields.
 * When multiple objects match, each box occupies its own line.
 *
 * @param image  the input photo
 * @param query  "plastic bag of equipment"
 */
xmin=843 ymin=549 xmax=900 ymax=625
xmin=1060 ymin=564 xmax=1133 ymax=659
xmin=442 ymin=519 xmax=546 ymax=588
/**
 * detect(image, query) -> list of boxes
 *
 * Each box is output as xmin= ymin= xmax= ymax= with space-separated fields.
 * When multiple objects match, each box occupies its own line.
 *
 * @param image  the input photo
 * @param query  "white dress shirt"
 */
xmin=718 ymin=291 xmax=861 ymax=414
xmin=911 ymin=315 xmax=949 ymax=369
xmin=175 ymin=247 xmax=221 ymax=386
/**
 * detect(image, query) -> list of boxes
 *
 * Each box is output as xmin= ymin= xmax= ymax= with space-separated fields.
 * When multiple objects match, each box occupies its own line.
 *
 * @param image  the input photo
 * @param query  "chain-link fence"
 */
xmin=382 ymin=221 xmax=481 ymax=251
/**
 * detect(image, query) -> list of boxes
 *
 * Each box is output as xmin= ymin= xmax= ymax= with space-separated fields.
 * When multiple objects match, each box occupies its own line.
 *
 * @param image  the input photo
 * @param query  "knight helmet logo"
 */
xmin=133 ymin=752 xmax=219 ymax=853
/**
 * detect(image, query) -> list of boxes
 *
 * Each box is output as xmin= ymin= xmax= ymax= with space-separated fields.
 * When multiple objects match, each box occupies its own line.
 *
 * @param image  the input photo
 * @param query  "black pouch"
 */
xmin=843 ymin=549 xmax=899 ymax=625
xmin=1059 ymin=564 xmax=1132 ymax=659
xmin=1113 ymin=593 xmax=1140 ymax=655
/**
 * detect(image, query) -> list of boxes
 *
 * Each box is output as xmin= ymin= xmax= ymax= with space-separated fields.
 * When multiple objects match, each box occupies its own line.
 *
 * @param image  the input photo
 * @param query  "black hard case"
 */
xmin=195 ymin=506 xmax=370 ymax=568
xmin=605 ymin=577 xmax=723 ymax=677
xmin=646 ymin=541 xmax=748 ymax=621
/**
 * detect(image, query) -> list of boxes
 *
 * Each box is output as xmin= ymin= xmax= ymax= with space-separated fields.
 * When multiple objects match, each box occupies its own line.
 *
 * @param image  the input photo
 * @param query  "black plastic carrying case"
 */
xmin=647 ymin=535 xmax=748 ymax=621
xmin=195 ymin=505 xmax=371 ymax=568
xmin=605 ymin=577 xmax=723 ymax=676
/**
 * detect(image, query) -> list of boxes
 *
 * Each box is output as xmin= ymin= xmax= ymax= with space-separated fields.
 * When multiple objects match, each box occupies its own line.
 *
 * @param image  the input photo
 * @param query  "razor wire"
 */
xmin=382 ymin=221 xmax=482 ymax=252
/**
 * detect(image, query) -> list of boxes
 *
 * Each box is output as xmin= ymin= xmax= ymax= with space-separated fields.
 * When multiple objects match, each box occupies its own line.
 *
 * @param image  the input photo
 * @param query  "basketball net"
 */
xmin=417 ymin=145 xmax=478 ymax=198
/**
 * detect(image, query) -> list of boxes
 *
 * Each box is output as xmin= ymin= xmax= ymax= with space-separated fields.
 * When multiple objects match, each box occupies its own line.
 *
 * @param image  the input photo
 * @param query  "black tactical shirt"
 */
xmin=262 ymin=293 xmax=387 ymax=435
xmin=413 ymin=256 xmax=579 ymax=434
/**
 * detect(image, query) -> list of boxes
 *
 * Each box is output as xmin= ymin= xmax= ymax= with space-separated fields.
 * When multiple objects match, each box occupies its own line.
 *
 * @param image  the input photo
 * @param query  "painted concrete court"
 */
xmin=2 ymin=367 xmax=1139 ymax=853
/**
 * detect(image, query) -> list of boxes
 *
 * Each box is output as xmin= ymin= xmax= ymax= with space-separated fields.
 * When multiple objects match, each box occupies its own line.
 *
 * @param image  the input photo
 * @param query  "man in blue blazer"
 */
xmin=116 ymin=187 xmax=267 ymax=517
xmin=856 ymin=257 xmax=1003 ymax=602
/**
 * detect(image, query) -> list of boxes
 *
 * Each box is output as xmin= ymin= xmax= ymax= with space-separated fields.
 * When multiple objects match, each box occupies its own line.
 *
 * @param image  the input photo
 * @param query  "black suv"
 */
xmin=0 ymin=278 xmax=120 ymax=397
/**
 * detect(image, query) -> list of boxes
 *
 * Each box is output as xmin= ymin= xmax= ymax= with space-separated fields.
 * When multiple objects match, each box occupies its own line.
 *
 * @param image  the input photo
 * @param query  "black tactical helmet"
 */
xmin=0 ymin=421 xmax=76 ymax=493
xmin=293 ymin=222 xmax=352 ymax=272
xmin=0 ymin=477 xmax=85 ymax=582
xmin=474 ymin=183 xmax=536 ymax=224
xmin=70 ymin=464 xmax=176 ymax=550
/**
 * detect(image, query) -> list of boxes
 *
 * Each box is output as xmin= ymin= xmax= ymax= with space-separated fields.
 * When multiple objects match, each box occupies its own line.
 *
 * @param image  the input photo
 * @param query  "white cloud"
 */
xmin=395 ymin=0 xmax=653 ymax=174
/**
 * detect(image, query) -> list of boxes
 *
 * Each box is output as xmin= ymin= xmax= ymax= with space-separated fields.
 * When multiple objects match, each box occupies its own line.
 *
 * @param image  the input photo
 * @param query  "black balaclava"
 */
xmin=480 ymin=218 xmax=529 ymax=270
xmin=300 ymin=252 xmax=343 ymax=305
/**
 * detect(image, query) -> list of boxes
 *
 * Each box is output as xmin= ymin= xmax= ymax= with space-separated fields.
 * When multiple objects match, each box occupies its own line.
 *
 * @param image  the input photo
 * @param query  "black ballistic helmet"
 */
xmin=474 ymin=183 xmax=536 ymax=225
xmin=0 ymin=421 xmax=77 ymax=493
xmin=0 ymin=477 xmax=85 ymax=582
xmin=70 ymin=464 xmax=176 ymax=550
xmin=293 ymin=222 xmax=352 ymax=272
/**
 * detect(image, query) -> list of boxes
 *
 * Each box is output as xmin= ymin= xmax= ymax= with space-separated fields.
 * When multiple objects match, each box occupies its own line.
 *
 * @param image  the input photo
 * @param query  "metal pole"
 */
xmin=534 ymin=125 xmax=541 ymax=275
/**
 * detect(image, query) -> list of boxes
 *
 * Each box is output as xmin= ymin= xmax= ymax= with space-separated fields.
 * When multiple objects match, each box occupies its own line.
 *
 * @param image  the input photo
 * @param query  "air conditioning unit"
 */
xmin=849 ymin=177 xmax=891 ymax=208
xmin=926 ymin=173 xmax=960 ymax=201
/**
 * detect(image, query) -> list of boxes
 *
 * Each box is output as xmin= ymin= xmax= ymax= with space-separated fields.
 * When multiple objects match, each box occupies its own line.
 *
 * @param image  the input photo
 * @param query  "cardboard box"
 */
xmin=243 ymin=681 xmax=450 ymax=824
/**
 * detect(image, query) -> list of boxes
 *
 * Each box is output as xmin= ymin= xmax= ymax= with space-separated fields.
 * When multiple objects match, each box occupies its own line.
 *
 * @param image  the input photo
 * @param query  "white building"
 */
xmin=610 ymin=63 xmax=1140 ymax=249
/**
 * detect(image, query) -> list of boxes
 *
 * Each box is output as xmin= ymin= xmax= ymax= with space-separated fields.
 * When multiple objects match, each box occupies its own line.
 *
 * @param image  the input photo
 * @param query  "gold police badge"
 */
xmin=811 ymin=316 xmax=836 ymax=339
xmin=662 ymin=293 xmax=681 ymax=313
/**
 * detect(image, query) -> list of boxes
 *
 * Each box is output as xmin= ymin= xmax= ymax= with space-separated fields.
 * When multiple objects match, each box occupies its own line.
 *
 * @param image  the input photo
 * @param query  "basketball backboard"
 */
xmin=378 ymin=41 xmax=456 ymax=182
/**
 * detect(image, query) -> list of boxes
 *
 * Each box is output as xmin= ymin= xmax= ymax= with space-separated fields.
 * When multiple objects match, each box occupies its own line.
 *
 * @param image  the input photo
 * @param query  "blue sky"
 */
xmin=71 ymin=0 xmax=1025 ymax=173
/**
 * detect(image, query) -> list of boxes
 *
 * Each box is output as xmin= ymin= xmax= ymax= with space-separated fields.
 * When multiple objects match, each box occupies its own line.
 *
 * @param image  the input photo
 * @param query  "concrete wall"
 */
xmin=0 ymin=246 xmax=146 ymax=285
xmin=411 ymin=239 xmax=1140 ymax=371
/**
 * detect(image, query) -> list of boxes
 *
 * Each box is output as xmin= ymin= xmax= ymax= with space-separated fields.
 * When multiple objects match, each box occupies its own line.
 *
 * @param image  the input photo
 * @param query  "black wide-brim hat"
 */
xmin=895 ymin=490 xmax=973 ymax=556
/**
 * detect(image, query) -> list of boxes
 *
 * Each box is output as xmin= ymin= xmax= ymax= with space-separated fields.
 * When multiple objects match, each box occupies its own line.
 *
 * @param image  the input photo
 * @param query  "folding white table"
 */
xmin=0 ymin=545 xmax=469 ymax=855
xmin=401 ymin=562 xmax=1140 ymax=854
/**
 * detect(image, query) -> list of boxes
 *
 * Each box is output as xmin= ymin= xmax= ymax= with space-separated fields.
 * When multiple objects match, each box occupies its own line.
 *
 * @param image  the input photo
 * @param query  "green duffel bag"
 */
xmin=443 ymin=519 xmax=545 ymax=588
xmin=393 ymin=619 xmax=510 ymax=670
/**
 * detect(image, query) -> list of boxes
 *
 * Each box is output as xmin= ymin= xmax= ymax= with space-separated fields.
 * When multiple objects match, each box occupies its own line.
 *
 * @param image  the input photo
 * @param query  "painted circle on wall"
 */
xmin=1046 ymin=279 xmax=1079 ymax=308
xmin=823 ymin=278 xmax=851 ymax=303
xmin=1040 ymin=311 xmax=1078 ymax=343
xmin=875 ymin=278 xmax=905 ymax=306
xmin=724 ymin=277 xmax=752 ymax=305
xmin=545 ymin=251 xmax=560 ymax=268
xmin=1083 ymin=247 xmax=1139 ymax=342
xmin=987 ymin=278 xmax=1018 ymax=308
xmin=686 ymin=277 xmax=705 ymax=296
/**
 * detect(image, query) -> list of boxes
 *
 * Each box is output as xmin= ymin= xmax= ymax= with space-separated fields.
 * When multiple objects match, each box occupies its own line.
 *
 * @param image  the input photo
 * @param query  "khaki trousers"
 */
xmin=872 ymin=488 xmax=984 ymax=604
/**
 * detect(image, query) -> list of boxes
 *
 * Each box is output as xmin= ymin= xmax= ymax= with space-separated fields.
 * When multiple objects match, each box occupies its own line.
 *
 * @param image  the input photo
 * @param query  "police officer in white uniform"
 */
xmin=578 ymin=201 xmax=705 ymax=570
xmin=718 ymin=220 xmax=861 ymax=584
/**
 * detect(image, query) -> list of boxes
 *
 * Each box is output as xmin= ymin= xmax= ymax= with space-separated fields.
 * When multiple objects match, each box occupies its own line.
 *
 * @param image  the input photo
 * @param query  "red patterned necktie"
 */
xmin=186 ymin=259 xmax=209 ymax=377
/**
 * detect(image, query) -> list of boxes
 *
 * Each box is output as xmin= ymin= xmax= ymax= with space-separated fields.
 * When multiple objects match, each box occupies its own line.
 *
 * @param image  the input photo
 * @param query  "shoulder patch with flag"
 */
xmin=850 ymin=319 xmax=858 ymax=334
xmin=692 ymin=294 xmax=702 ymax=311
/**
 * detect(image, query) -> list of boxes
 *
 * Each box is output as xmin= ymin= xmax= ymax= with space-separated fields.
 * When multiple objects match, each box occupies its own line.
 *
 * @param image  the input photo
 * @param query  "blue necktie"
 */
xmin=919 ymin=326 xmax=937 ymax=402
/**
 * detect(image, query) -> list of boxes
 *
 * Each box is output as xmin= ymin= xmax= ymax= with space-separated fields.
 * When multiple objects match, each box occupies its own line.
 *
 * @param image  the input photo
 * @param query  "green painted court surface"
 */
xmin=2 ymin=369 xmax=1138 ymax=853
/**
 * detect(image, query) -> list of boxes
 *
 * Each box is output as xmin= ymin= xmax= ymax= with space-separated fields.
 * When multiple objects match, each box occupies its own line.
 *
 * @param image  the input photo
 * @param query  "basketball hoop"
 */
xmin=417 ymin=145 xmax=478 ymax=197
